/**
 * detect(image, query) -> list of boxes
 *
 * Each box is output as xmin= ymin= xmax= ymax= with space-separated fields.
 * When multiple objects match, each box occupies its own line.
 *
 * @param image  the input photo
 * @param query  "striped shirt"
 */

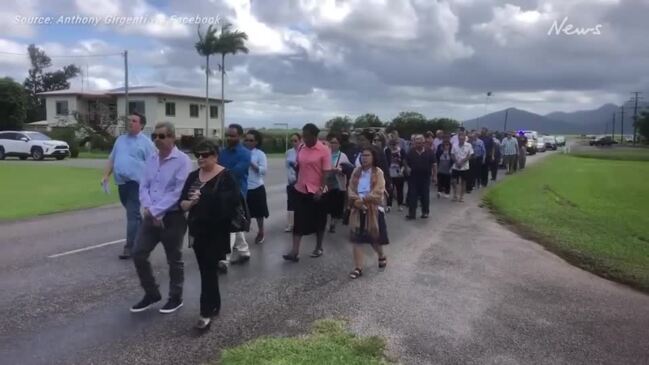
xmin=501 ymin=137 xmax=519 ymax=156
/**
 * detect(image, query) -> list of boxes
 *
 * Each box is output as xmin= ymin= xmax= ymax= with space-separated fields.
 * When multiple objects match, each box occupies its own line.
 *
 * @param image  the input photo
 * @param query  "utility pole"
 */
xmin=620 ymin=105 xmax=625 ymax=144
xmin=123 ymin=50 xmax=129 ymax=134
xmin=611 ymin=112 xmax=615 ymax=140
xmin=631 ymin=91 xmax=642 ymax=145
xmin=503 ymin=108 xmax=509 ymax=132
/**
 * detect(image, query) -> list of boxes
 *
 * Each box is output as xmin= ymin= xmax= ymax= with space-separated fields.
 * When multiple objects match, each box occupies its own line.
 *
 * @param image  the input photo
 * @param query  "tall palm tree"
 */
xmin=195 ymin=24 xmax=218 ymax=138
xmin=212 ymin=22 xmax=248 ymax=140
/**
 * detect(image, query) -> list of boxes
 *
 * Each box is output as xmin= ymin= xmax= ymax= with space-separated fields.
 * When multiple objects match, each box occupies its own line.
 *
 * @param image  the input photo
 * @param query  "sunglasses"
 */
xmin=151 ymin=133 xmax=169 ymax=140
xmin=194 ymin=152 xmax=215 ymax=159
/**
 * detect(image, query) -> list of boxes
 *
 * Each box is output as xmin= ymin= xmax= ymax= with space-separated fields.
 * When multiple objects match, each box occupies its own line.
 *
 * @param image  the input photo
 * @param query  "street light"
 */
xmin=274 ymin=122 xmax=289 ymax=151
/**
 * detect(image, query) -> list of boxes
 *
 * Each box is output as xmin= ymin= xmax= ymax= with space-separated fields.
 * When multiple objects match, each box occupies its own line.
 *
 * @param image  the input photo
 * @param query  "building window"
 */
xmin=165 ymin=102 xmax=176 ymax=117
xmin=56 ymin=101 xmax=69 ymax=115
xmin=210 ymin=105 xmax=218 ymax=119
xmin=190 ymin=104 xmax=199 ymax=118
xmin=194 ymin=128 xmax=204 ymax=137
xmin=128 ymin=101 xmax=145 ymax=115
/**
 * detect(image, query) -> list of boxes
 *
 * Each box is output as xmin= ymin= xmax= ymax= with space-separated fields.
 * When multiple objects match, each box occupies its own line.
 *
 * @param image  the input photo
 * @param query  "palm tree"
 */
xmin=212 ymin=22 xmax=248 ymax=140
xmin=195 ymin=24 xmax=218 ymax=138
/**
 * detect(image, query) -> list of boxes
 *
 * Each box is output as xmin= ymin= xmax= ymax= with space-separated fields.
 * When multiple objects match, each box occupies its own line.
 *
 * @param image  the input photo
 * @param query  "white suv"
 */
xmin=0 ymin=131 xmax=70 ymax=160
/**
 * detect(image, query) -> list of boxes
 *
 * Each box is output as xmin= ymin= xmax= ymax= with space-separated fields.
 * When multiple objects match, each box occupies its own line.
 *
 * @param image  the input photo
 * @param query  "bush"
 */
xmin=87 ymin=134 xmax=115 ymax=151
xmin=48 ymin=127 xmax=80 ymax=158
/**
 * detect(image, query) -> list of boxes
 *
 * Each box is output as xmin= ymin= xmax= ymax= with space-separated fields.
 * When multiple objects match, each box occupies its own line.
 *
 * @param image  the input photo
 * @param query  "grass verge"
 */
xmin=0 ymin=164 xmax=118 ymax=220
xmin=484 ymin=154 xmax=649 ymax=292
xmin=78 ymin=150 xmax=111 ymax=159
xmin=219 ymin=319 xmax=393 ymax=365
xmin=569 ymin=146 xmax=649 ymax=161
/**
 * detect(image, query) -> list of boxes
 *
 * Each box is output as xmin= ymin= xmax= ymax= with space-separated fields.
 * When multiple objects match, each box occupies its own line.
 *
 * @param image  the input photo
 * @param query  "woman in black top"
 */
xmin=180 ymin=141 xmax=240 ymax=330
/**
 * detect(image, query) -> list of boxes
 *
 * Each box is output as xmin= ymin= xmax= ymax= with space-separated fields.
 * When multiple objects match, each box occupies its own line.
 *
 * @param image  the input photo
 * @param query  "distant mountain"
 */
xmin=463 ymin=108 xmax=575 ymax=134
xmin=465 ymin=102 xmax=649 ymax=134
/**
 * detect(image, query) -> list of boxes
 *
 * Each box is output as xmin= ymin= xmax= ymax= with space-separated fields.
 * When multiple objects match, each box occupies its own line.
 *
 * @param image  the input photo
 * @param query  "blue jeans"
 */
xmin=118 ymin=181 xmax=141 ymax=250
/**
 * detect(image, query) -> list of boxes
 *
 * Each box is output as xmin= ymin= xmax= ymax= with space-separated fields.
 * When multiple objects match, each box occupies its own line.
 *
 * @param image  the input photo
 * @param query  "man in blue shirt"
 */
xmin=102 ymin=112 xmax=156 ymax=259
xmin=219 ymin=124 xmax=252 ymax=267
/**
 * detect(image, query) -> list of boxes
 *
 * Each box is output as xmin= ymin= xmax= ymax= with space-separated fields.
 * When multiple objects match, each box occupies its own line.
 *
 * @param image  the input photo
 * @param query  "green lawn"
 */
xmin=569 ymin=146 xmax=649 ymax=161
xmin=484 ymin=154 xmax=649 ymax=292
xmin=0 ymin=164 xmax=119 ymax=220
xmin=78 ymin=150 xmax=111 ymax=159
xmin=219 ymin=320 xmax=393 ymax=365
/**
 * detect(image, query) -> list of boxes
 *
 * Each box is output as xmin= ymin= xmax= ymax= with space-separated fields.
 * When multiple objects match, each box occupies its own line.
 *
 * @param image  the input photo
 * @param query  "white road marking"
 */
xmin=48 ymin=239 xmax=126 ymax=258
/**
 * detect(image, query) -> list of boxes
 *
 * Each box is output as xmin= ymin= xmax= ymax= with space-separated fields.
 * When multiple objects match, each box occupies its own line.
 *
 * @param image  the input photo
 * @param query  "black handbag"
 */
xmin=229 ymin=195 xmax=251 ymax=233
xmin=212 ymin=172 xmax=251 ymax=233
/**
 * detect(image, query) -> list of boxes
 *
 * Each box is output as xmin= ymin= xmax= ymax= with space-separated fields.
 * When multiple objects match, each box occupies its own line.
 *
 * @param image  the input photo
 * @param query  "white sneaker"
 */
xmin=284 ymin=225 xmax=293 ymax=233
xmin=194 ymin=317 xmax=211 ymax=330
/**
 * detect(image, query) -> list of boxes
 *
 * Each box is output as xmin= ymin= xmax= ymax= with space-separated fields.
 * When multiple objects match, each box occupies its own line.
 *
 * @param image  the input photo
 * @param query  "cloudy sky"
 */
xmin=1 ymin=0 xmax=647 ymax=127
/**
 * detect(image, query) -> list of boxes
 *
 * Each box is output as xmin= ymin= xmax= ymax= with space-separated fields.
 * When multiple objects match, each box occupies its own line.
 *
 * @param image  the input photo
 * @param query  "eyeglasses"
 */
xmin=151 ymin=133 xmax=169 ymax=140
xmin=194 ymin=152 xmax=214 ymax=159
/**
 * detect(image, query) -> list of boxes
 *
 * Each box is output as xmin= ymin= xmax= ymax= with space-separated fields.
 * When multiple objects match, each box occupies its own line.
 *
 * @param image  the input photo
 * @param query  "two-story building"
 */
xmin=37 ymin=86 xmax=231 ymax=137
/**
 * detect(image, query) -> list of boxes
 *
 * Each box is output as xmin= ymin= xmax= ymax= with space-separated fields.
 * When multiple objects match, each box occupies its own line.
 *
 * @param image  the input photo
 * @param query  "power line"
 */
xmin=0 ymin=51 xmax=123 ymax=58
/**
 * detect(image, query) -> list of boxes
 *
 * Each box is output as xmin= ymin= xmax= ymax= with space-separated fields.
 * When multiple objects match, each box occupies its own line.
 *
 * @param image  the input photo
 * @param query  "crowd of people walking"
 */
xmin=102 ymin=114 xmax=531 ymax=331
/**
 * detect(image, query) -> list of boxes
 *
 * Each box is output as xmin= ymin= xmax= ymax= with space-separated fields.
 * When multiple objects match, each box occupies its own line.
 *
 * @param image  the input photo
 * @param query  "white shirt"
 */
xmin=451 ymin=142 xmax=474 ymax=171
xmin=450 ymin=134 xmax=459 ymax=147
xmin=248 ymin=148 xmax=267 ymax=190
xmin=357 ymin=168 xmax=372 ymax=199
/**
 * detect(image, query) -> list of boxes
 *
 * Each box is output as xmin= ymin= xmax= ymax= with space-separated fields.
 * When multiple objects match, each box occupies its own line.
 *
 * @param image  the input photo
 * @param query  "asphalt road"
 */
xmin=1 ymin=149 xmax=648 ymax=365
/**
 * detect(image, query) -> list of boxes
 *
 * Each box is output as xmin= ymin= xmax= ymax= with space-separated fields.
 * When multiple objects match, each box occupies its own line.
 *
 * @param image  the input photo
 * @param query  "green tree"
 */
xmin=637 ymin=111 xmax=649 ymax=142
xmin=211 ymin=22 xmax=249 ymax=139
xmin=353 ymin=113 xmax=383 ymax=129
xmin=22 ymin=44 xmax=80 ymax=122
xmin=428 ymin=117 xmax=460 ymax=133
xmin=0 ymin=77 xmax=28 ymax=131
xmin=388 ymin=111 xmax=427 ymax=138
xmin=325 ymin=116 xmax=353 ymax=134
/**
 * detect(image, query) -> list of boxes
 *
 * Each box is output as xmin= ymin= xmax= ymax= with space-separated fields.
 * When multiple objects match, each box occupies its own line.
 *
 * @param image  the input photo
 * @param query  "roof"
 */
xmin=38 ymin=85 xmax=231 ymax=103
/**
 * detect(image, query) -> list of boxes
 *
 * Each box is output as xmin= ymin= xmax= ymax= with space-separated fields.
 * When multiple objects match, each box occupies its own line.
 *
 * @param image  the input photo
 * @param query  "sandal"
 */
xmin=378 ymin=256 xmax=387 ymax=269
xmin=310 ymin=249 xmax=323 ymax=258
xmin=349 ymin=268 xmax=363 ymax=279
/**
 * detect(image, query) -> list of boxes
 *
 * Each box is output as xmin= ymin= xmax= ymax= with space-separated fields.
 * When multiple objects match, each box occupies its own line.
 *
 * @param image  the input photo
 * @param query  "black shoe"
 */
xmin=130 ymin=293 xmax=161 ymax=313
xmin=405 ymin=215 xmax=416 ymax=220
xmin=217 ymin=261 xmax=228 ymax=274
xmin=421 ymin=214 xmax=429 ymax=219
xmin=118 ymin=247 xmax=131 ymax=260
xmin=282 ymin=253 xmax=299 ymax=262
xmin=159 ymin=297 xmax=183 ymax=314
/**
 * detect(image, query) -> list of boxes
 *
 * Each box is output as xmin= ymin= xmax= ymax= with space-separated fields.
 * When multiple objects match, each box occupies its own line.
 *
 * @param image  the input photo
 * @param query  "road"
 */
xmin=1 ymin=150 xmax=648 ymax=365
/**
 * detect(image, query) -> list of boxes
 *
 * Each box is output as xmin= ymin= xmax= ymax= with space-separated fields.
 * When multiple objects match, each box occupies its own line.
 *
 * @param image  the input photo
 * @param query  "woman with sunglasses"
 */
xmin=284 ymin=133 xmax=302 ymax=232
xmin=244 ymin=130 xmax=269 ymax=244
xmin=180 ymin=140 xmax=241 ymax=330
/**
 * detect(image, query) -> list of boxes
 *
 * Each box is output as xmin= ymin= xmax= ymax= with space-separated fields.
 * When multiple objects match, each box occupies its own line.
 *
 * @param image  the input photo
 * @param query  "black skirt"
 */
xmin=350 ymin=210 xmax=390 ymax=245
xmin=247 ymin=185 xmax=269 ymax=219
xmin=286 ymin=184 xmax=298 ymax=211
xmin=325 ymin=189 xmax=346 ymax=219
xmin=293 ymin=190 xmax=328 ymax=236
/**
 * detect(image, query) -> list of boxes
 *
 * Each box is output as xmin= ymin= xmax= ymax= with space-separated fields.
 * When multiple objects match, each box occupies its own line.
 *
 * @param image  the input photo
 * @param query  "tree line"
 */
xmin=324 ymin=112 xmax=461 ymax=139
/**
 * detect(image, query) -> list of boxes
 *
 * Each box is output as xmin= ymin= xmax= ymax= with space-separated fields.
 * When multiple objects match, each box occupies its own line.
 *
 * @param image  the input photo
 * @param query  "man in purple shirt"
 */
xmin=130 ymin=121 xmax=192 ymax=314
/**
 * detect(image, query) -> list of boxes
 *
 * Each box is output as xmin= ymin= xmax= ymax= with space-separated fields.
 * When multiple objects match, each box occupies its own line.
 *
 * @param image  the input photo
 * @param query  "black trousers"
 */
xmin=480 ymin=158 xmax=491 ymax=187
xmin=407 ymin=175 xmax=430 ymax=216
xmin=490 ymin=159 xmax=500 ymax=180
xmin=471 ymin=158 xmax=483 ymax=188
xmin=437 ymin=173 xmax=451 ymax=194
xmin=193 ymin=235 xmax=226 ymax=317
xmin=388 ymin=176 xmax=405 ymax=207
xmin=133 ymin=211 xmax=186 ymax=299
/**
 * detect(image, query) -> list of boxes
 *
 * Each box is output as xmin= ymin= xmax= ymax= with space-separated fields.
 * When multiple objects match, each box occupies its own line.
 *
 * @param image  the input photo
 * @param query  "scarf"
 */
xmin=347 ymin=166 xmax=386 ymax=240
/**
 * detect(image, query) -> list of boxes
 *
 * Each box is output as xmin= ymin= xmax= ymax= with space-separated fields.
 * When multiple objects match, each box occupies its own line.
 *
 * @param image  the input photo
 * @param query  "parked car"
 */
xmin=536 ymin=140 xmax=547 ymax=152
xmin=544 ymin=136 xmax=558 ymax=150
xmin=555 ymin=135 xmax=566 ymax=146
xmin=0 ymin=131 xmax=70 ymax=160
xmin=589 ymin=135 xmax=617 ymax=146
xmin=522 ymin=130 xmax=538 ymax=155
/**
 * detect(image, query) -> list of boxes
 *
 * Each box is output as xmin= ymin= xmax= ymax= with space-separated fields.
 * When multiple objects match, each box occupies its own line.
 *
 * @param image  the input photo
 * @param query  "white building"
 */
xmin=38 ymin=86 xmax=230 ymax=137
